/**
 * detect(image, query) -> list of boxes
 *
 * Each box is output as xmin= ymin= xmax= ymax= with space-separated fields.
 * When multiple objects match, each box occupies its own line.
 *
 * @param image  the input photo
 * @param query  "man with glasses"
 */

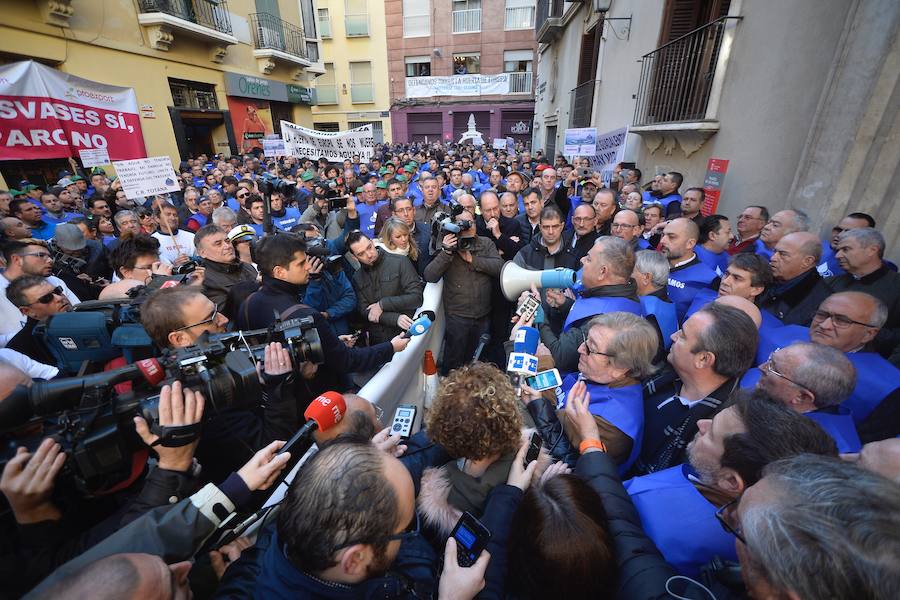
xmin=562 ymin=203 xmax=598 ymax=261
xmin=610 ymin=209 xmax=649 ymax=252
xmin=0 ymin=240 xmax=80 ymax=346
xmin=728 ymin=205 xmax=768 ymax=255
xmin=5 ymin=275 xmax=73 ymax=365
xmin=756 ymin=291 xmax=899 ymax=442
xmin=141 ymin=284 xmax=229 ymax=350
xmin=625 ymin=390 xmax=836 ymax=577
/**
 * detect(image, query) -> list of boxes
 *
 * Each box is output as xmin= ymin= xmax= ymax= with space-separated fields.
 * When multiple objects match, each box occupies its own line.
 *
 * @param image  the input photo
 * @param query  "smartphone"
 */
xmin=515 ymin=293 xmax=541 ymax=322
xmin=451 ymin=512 xmax=492 ymax=567
xmin=390 ymin=404 xmax=418 ymax=439
xmin=524 ymin=431 xmax=542 ymax=467
xmin=525 ymin=368 xmax=562 ymax=392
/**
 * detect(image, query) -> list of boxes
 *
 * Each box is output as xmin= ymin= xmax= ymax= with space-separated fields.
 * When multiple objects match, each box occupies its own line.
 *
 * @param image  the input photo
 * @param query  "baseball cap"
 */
xmin=300 ymin=171 xmax=315 ymax=182
xmin=375 ymin=181 xmax=388 ymax=189
xmin=54 ymin=223 xmax=87 ymax=251
xmin=378 ymin=167 xmax=389 ymax=176
xmin=70 ymin=175 xmax=85 ymax=182
xmin=395 ymin=175 xmax=408 ymax=183
xmin=57 ymin=177 xmax=73 ymax=187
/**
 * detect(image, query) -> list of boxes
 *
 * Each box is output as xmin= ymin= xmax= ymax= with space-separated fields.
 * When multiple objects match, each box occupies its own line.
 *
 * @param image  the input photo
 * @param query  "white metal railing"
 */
xmin=505 ymin=5 xmax=534 ymax=29
xmin=508 ymin=71 xmax=533 ymax=93
xmin=403 ymin=14 xmax=430 ymax=37
xmin=351 ymin=83 xmax=374 ymax=103
xmin=316 ymin=84 xmax=338 ymax=104
xmin=452 ymin=8 xmax=481 ymax=33
xmin=345 ymin=13 xmax=369 ymax=36
xmin=318 ymin=17 xmax=332 ymax=38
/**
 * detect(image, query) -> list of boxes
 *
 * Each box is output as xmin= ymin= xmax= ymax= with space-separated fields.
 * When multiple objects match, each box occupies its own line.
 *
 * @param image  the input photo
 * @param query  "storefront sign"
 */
xmin=287 ymin=84 xmax=313 ymax=104
xmin=702 ymin=158 xmax=730 ymax=215
xmin=281 ymin=121 xmax=375 ymax=161
xmin=405 ymin=74 xmax=512 ymax=98
xmin=224 ymin=72 xmax=314 ymax=105
xmin=113 ymin=156 xmax=180 ymax=199
xmin=79 ymin=147 xmax=110 ymax=168
xmin=0 ymin=60 xmax=146 ymax=161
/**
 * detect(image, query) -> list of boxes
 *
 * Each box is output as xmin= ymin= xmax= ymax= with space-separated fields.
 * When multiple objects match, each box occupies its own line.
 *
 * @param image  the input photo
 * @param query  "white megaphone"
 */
xmin=500 ymin=263 xmax=581 ymax=301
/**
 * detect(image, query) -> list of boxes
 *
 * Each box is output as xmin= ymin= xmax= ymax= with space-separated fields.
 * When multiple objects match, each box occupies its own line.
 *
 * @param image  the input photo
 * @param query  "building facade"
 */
xmin=386 ymin=0 xmax=538 ymax=145
xmin=533 ymin=0 xmax=899 ymax=259
xmin=0 ymin=0 xmax=324 ymax=187
xmin=310 ymin=0 xmax=392 ymax=142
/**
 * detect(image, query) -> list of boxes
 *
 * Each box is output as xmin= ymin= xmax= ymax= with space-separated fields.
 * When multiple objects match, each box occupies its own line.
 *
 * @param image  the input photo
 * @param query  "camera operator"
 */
xmin=424 ymin=207 xmax=503 ymax=374
xmin=348 ymin=231 xmax=423 ymax=344
xmin=47 ymin=224 xmax=110 ymax=301
xmin=290 ymin=223 xmax=356 ymax=335
xmin=0 ymin=240 xmax=80 ymax=346
xmin=236 ymin=234 xmax=410 ymax=395
xmin=300 ymin=181 xmax=353 ymax=240
xmin=194 ymin=225 xmax=258 ymax=311
xmin=5 ymin=275 xmax=73 ymax=365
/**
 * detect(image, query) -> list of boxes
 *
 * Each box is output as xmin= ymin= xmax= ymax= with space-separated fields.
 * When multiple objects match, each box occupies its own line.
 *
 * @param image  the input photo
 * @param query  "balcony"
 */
xmin=505 ymin=5 xmax=535 ymax=30
xmin=351 ymin=83 xmax=374 ymax=103
xmin=452 ymin=9 xmax=482 ymax=33
xmin=570 ymin=79 xmax=596 ymax=128
xmin=535 ymin=0 xmax=564 ymax=43
xmin=249 ymin=12 xmax=311 ymax=76
xmin=508 ymin=71 xmax=533 ymax=94
xmin=137 ymin=0 xmax=237 ymax=60
xmin=345 ymin=13 xmax=369 ymax=37
xmin=316 ymin=85 xmax=339 ymax=105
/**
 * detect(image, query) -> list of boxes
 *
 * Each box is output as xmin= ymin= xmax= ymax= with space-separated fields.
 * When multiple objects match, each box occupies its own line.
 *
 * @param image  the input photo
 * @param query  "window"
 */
xmin=316 ymin=64 xmax=338 ymax=105
xmin=504 ymin=0 xmax=534 ymax=30
xmin=453 ymin=53 xmax=480 ymax=75
xmin=350 ymin=61 xmax=374 ymax=103
xmin=403 ymin=0 xmax=430 ymax=37
xmin=452 ymin=0 xmax=481 ymax=33
xmin=318 ymin=8 xmax=332 ymax=38
xmin=345 ymin=0 xmax=369 ymax=37
xmin=169 ymin=78 xmax=219 ymax=109
xmin=405 ymin=56 xmax=432 ymax=77
xmin=299 ymin=0 xmax=318 ymax=39
xmin=504 ymin=50 xmax=533 ymax=94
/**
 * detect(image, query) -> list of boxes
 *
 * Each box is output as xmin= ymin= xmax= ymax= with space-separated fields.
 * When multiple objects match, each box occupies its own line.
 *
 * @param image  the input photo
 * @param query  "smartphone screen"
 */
xmin=525 ymin=369 xmax=561 ymax=391
xmin=452 ymin=513 xmax=490 ymax=567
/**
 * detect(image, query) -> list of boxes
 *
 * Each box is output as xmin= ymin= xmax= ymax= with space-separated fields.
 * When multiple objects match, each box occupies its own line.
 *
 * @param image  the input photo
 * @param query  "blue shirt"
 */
xmin=356 ymin=202 xmax=383 ymax=238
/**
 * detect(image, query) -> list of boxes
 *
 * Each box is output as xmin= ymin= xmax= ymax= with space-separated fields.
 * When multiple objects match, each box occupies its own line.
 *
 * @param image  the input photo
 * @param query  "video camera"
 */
xmin=258 ymin=172 xmax=298 ymax=197
xmin=304 ymin=236 xmax=343 ymax=278
xmin=431 ymin=204 xmax=476 ymax=252
xmin=0 ymin=317 xmax=324 ymax=494
xmin=171 ymin=257 xmax=201 ymax=275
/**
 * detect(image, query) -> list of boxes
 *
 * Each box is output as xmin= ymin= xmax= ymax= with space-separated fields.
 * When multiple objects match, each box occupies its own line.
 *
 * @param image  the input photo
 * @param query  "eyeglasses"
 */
xmin=581 ymin=331 xmax=614 ymax=358
xmin=715 ymin=498 xmax=746 ymax=545
xmin=333 ymin=511 xmax=420 ymax=553
xmin=28 ymin=286 xmax=64 ymax=305
xmin=18 ymin=251 xmax=53 ymax=261
xmin=761 ymin=352 xmax=810 ymax=391
xmin=174 ymin=306 xmax=220 ymax=332
xmin=237 ymin=192 xmax=250 ymax=199
xmin=611 ymin=222 xmax=638 ymax=229
xmin=811 ymin=310 xmax=876 ymax=329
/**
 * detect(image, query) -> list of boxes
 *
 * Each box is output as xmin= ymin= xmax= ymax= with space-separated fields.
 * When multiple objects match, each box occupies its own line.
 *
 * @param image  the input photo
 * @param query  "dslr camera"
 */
xmin=431 ymin=204 xmax=476 ymax=252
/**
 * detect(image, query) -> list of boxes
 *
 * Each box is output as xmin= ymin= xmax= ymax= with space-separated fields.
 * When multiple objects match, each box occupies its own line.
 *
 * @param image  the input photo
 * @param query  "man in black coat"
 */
xmin=476 ymin=190 xmax=524 ymax=260
xmin=562 ymin=202 xmax=599 ymax=262
xmin=758 ymin=231 xmax=829 ymax=325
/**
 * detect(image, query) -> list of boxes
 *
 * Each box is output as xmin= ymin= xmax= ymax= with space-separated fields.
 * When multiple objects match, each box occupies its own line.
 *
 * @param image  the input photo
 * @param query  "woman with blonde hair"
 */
xmin=377 ymin=217 xmax=419 ymax=262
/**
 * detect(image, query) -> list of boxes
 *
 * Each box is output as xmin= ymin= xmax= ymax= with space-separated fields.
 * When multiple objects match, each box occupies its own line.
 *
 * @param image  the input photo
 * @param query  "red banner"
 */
xmin=701 ymin=158 xmax=729 ymax=216
xmin=0 ymin=61 xmax=146 ymax=161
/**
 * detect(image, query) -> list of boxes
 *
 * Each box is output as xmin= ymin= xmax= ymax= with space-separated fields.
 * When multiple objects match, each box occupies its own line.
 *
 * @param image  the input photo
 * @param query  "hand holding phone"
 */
xmin=524 ymin=431 xmax=542 ymax=468
xmin=525 ymin=368 xmax=562 ymax=392
xmin=451 ymin=512 xmax=491 ymax=567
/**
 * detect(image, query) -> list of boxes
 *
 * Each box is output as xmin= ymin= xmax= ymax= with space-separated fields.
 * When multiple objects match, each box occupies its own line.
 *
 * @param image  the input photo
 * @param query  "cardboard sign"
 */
xmin=79 ymin=147 xmax=110 ymax=168
xmin=492 ymin=138 xmax=507 ymax=150
xmin=112 ymin=156 xmax=181 ymax=199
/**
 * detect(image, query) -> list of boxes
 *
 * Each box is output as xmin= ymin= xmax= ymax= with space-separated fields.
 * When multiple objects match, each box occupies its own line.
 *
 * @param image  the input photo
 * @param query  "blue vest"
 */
xmin=667 ymin=260 xmax=718 ymax=323
xmin=249 ymin=223 xmax=264 ymax=237
xmin=740 ymin=369 xmax=861 ymax=453
xmin=756 ymin=324 xmax=808 ymax=365
xmin=559 ymin=375 xmax=644 ymax=473
xmin=624 ymin=464 xmax=738 ymax=577
xmin=188 ymin=212 xmax=208 ymax=228
xmin=563 ymin=296 xmax=643 ymax=331
xmin=226 ymin=196 xmax=241 ymax=212
xmin=753 ymin=238 xmax=775 ymax=261
xmin=356 ymin=202 xmax=382 ymax=237
xmin=694 ymin=245 xmax=729 ymax=276
xmin=272 ymin=207 xmax=302 ymax=231
xmin=818 ymin=243 xmax=844 ymax=277
xmin=640 ymin=295 xmax=678 ymax=350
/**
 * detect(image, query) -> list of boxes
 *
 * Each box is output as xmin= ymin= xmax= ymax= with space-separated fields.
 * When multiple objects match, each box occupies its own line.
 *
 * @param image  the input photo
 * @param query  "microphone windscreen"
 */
xmin=513 ymin=326 xmax=540 ymax=355
xmin=409 ymin=316 xmax=432 ymax=336
xmin=304 ymin=391 xmax=347 ymax=430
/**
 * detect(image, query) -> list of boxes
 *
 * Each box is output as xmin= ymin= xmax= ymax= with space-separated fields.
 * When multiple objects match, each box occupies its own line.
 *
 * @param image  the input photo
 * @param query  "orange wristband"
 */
xmin=579 ymin=438 xmax=607 ymax=454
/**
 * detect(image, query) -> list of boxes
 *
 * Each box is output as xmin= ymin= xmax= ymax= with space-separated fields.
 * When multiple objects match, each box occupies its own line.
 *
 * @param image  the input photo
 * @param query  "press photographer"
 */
xmin=47 ymin=224 xmax=111 ymax=301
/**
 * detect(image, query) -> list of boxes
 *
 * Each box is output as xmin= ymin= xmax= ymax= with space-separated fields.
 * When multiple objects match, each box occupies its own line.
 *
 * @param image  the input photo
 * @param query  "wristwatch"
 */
xmin=579 ymin=438 xmax=607 ymax=454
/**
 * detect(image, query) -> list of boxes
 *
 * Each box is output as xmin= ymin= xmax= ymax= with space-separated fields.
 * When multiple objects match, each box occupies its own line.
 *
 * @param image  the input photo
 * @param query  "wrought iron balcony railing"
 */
xmin=138 ymin=0 xmax=232 ymax=34
xmin=250 ymin=12 xmax=307 ymax=60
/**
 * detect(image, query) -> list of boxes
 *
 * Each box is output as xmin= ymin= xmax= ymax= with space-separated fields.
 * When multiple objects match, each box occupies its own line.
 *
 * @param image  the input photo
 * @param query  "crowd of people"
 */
xmin=0 ymin=141 xmax=898 ymax=599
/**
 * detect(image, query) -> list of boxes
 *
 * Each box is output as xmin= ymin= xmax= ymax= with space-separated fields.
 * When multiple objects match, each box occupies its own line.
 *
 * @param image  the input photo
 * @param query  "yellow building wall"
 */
xmin=0 ymin=0 xmax=321 ymax=183
xmin=312 ymin=0 xmax=392 ymax=141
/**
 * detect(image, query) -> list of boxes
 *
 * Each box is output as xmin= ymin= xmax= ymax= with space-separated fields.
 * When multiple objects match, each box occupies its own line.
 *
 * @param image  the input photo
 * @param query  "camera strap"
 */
xmin=152 ymin=422 xmax=203 ymax=448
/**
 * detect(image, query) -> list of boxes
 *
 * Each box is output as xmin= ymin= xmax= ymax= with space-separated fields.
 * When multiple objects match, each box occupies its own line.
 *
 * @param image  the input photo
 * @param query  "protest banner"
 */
xmin=0 ymin=60 xmax=146 ymax=161
xmin=702 ymin=158 xmax=730 ymax=215
xmin=578 ymin=126 xmax=629 ymax=184
xmin=79 ymin=148 xmax=110 ymax=168
xmin=563 ymin=127 xmax=597 ymax=155
xmin=281 ymin=121 xmax=375 ymax=162
xmin=112 ymin=156 xmax=180 ymax=200
xmin=263 ymin=137 xmax=286 ymax=157
xmin=405 ymin=74 xmax=512 ymax=98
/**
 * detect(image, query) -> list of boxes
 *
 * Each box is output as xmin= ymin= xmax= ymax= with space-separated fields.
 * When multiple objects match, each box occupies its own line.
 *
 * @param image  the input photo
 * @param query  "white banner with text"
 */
xmin=280 ymin=121 xmax=375 ymax=162
xmin=405 ymin=74 xmax=512 ymax=98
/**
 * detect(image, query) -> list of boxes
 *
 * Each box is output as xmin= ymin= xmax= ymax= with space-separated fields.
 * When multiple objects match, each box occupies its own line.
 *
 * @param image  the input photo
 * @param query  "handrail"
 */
xmin=641 ymin=15 xmax=742 ymax=58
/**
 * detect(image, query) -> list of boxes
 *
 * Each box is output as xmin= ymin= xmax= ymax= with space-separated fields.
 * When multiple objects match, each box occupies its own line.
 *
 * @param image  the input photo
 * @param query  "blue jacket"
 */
xmin=303 ymin=270 xmax=357 ymax=336
xmin=694 ymin=245 xmax=729 ymax=276
xmin=272 ymin=207 xmax=303 ymax=231
xmin=667 ymin=257 xmax=718 ymax=323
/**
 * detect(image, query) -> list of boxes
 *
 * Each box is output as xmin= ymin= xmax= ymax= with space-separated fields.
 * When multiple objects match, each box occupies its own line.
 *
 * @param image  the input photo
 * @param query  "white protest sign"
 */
xmin=79 ymin=148 xmax=110 ymax=168
xmin=280 ymin=121 xmax=375 ymax=162
xmin=586 ymin=126 xmax=629 ymax=184
xmin=563 ymin=127 xmax=597 ymax=156
xmin=112 ymin=156 xmax=181 ymax=199
xmin=492 ymin=138 xmax=507 ymax=150
xmin=263 ymin=137 xmax=286 ymax=157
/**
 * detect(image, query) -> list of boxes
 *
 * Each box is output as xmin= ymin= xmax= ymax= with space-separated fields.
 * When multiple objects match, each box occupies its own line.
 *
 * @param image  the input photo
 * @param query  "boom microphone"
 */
xmin=276 ymin=391 xmax=347 ymax=456
xmin=500 ymin=263 xmax=578 ymax=301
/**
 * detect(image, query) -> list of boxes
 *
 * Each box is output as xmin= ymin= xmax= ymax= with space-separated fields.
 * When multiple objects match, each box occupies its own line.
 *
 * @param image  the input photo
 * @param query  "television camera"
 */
xmin=431 ymin=203 xmax=476 ymax=252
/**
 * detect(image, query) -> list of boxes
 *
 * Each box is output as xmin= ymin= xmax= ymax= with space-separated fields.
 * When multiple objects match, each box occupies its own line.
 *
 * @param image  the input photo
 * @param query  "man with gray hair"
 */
xmin=758 ymin=231 xmax=830 ymax=325
xmin=211 ymin=206 xmax=238 ymax=233
xmin=755 ymin=208 xmax=810 ymax=260
xmin=633 ymin=250 xmax=678 ymax=359
xmin=824 ymin=227 xmax=900 ymax=363
xmin=727 ymin=454 xmax=900 ymax=600
xmin=748 ymin=341 xmax=861 ymax=452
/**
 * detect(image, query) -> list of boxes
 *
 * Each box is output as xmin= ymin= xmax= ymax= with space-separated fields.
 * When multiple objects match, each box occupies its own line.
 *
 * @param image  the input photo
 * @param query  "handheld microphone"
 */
xmin=507 ymin=326 xmax=539 ymax=382
xmin=472 ymin=333 xmax=490 ymax=362
xmin=401 ymin=310 xmax=437 ymax=339
xmin=277 ymin=391 xmax=347 ymax=456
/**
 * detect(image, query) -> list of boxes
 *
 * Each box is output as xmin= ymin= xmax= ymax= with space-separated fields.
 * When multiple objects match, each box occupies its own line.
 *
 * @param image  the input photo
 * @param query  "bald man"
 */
xmin=313 ymin=393 xmax=379 ymax=445
xmin=714 ymin=295 xmax=763 ymax=329
xmin=610 ymin=209 xmax=648 ymax=251
xmin=659 ymin=218 xmax=719 ymax=321
xmin=758 ymin=231 xmax=830 ymax=325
